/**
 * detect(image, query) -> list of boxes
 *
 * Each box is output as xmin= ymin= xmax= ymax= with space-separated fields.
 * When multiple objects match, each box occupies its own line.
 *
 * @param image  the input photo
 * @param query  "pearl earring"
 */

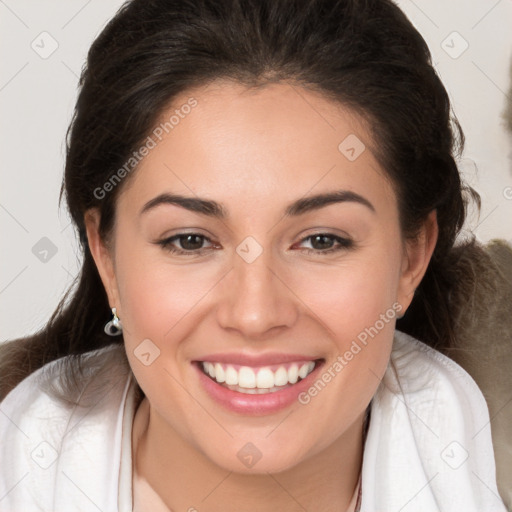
xmin=104 ymin=307 xmax=123 ymax=336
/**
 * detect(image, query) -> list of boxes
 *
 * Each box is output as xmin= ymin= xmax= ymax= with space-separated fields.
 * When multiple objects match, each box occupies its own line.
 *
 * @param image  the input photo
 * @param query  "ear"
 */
xmin=396 ymin=210 xmax=438 ymax=314
xmin=84 ymin=208 xmax=121 ymax=313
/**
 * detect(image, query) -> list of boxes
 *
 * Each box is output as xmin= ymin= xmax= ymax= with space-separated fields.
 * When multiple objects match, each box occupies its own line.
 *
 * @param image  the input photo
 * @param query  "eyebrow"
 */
xmin=140 ymin=189 xmax=375 ymax=219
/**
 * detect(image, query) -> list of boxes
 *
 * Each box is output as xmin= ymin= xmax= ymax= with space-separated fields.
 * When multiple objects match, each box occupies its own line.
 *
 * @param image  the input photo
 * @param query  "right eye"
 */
xmin=156 ymin=233 xmax=216 ymax=255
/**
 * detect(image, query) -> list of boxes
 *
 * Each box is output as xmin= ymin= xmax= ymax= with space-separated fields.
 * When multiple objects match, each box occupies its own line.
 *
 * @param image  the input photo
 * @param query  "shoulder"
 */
xmin=0 ymin=343 xmax=135 ymax=511
xmin=388 ymin=330 xmax=489 ymax=405
xmin=383 ymin=330 xmax=493 ymax=449
xmin=361 ymin=330 xmax=506 ymax=511
xmin=0 ymin=342 xmax=131 ymax=416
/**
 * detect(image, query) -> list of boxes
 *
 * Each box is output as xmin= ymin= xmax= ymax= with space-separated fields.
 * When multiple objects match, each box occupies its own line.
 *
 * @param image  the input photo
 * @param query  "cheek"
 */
xmin=288 ymin=257 xmax=398 ymax=437
xmin=286 ymin=246 xmax=401 ymax=389
xmin=113 ymin=236 xmax=221 ymax=342
xmin=289 ymin=248 xmax=402 ymax=338
xmin=114 ymin=250 xmax=217 ymax=415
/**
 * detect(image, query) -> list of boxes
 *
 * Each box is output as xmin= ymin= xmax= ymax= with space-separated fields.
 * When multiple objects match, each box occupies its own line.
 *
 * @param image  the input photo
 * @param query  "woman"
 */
xmin=0 ymin=0 xmax=508 ymax=510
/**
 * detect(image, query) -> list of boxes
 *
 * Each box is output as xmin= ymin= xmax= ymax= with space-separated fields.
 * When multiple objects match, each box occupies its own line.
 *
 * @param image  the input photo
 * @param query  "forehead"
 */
xmin=118 ymin=81 xmax=396 ymax=218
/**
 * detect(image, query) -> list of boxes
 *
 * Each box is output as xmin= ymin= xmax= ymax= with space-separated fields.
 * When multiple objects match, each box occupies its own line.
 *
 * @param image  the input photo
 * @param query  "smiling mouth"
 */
xmin=198 ymin=359 xmax=323 ymax=394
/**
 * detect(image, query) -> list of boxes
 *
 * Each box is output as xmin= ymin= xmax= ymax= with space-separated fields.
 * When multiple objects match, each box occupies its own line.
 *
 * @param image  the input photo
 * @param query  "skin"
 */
xmin=85 ymin=81 xmax=437 ymax=511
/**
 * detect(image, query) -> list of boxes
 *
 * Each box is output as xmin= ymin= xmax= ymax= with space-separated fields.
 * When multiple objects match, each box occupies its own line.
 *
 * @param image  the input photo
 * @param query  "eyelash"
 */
xmin=156 ymin=232 xmax=354 ymax=256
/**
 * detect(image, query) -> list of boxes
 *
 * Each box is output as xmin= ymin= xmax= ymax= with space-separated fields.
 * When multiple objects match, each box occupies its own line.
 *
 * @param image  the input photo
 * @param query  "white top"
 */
xmin=0 ymin=331 xmax=507 ymax=512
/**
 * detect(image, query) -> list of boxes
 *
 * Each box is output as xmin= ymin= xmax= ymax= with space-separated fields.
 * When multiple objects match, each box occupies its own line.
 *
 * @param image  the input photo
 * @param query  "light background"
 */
xmin=1 ymin=0 xmax=511 ymax=343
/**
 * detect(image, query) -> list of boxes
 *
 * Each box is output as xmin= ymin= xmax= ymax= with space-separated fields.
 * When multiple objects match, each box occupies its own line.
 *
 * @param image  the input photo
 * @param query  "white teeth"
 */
xmin=256 ymin=368 xmax=274 ymax=389
xmin=300 ymin=361 xmax=315 ymax=378
xmin=274 ymin=366 xmax=288 ymax=386
xmin=225 ymin=365 xmax=238 ymax=385
xmin=201 ymin=361 xmax=317 ymax=390
xmin=288 ymin=364 xmax=299 ymax=384
xmin=238 ymin=367 xmax=256 ymax=388
xmin=214 ymin=363 xmax=225 ymax=383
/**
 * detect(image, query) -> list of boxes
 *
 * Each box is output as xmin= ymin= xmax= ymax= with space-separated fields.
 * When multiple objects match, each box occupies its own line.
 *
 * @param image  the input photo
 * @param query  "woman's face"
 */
xmin=87 ymin=81 xmax=434 ymax=473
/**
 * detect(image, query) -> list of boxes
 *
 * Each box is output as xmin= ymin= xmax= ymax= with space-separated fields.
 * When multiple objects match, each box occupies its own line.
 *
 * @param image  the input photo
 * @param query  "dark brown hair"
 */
xmin=0 ymin=0 xmax=484 ymax=401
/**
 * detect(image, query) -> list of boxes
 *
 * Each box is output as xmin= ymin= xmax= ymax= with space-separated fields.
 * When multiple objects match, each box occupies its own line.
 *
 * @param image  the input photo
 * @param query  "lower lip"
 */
xmin=193 ymin=361 xmax=324 ymax=415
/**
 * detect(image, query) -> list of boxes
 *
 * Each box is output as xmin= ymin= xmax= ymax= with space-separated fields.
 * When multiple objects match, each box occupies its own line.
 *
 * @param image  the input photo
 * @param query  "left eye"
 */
xmin=294 ymin=233 xmax=353 ymax=254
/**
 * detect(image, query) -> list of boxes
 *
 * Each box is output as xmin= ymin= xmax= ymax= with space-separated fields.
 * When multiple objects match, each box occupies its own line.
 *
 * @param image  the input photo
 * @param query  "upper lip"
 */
xmin=194 ymin=353 xmax=323 ymax=367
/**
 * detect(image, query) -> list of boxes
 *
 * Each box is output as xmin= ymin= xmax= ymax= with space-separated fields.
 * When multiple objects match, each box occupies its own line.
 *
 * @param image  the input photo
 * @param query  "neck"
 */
xmin=133 ymin=397 xmax=365 ymax=512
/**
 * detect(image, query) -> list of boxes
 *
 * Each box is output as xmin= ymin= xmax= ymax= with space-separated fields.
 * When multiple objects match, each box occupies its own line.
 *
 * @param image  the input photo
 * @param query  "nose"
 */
xmin=216 ymin=247 xmax=299 ymax=339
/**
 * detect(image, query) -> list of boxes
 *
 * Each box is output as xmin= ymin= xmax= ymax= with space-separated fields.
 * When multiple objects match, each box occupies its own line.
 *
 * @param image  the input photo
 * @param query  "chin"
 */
xmin=199 ymin=436 xmax=313 ymax=475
